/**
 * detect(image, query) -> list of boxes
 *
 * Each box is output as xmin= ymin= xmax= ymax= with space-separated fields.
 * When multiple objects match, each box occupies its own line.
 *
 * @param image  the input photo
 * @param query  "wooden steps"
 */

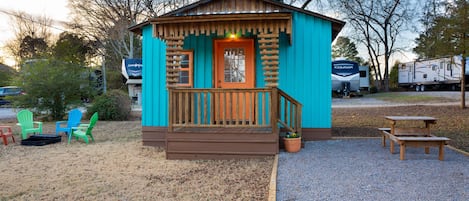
xmin=166 ymin=127 xmax=278 ymax=160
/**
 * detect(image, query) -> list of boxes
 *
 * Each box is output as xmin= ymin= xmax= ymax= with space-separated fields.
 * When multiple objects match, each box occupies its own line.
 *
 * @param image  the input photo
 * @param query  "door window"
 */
xmin=224 ymin=48 xmax=246 ymax=83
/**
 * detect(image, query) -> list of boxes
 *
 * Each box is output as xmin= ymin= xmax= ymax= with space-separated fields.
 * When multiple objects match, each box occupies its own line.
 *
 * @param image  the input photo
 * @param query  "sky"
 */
xmin=0 ymin=0 xmax=69 ymax=66
xmin=0 ymin=0 xmax=417 ymax=68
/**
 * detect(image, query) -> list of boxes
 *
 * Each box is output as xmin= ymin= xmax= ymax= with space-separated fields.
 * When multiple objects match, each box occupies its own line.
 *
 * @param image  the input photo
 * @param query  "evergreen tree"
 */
xmin=332 ymin=36 xmax=362 ymax=63
xmin=414 ymin=0 xmax=469 ymax=58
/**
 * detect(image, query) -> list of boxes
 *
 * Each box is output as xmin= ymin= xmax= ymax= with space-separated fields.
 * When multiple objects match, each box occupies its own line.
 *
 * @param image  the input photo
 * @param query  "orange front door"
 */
xmin=215 ymin=39 xmax=255 ymax=88
xmin=214 ymin=39 xmax=255 ymax=123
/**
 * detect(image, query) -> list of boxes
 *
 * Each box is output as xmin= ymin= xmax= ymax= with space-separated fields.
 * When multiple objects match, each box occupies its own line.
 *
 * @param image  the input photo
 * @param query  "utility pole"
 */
xmin=461 ymin=1 xmax=467 ymax=109
xmin=462 ymin=55 xmax=466 ymax=109
xmin=102 ymin=55 xmax=107 ymax=94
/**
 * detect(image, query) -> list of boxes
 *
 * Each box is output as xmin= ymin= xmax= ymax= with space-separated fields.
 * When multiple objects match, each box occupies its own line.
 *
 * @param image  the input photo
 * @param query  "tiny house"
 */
xmin=129 ymin=0 xmax=344 ymax=159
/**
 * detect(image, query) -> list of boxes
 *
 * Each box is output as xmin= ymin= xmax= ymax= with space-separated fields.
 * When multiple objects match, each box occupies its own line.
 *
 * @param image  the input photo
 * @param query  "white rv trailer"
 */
xmin=398 ymin=56 xmax=469 ymax=91
xmin=332 ymin=60 xmax=360 ymax=97
xmin=359 ymin=65 xmax=370 ymax=91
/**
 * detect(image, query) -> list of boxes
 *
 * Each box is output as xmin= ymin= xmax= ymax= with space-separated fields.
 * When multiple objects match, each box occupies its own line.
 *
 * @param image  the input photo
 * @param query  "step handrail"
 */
xmin=276 ymin=88 xmax=302 ymax=135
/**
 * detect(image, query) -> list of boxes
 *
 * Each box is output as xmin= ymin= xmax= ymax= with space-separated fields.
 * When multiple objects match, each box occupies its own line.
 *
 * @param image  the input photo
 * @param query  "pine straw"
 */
xmin=0 ymin=120 xmax=273 ymax=200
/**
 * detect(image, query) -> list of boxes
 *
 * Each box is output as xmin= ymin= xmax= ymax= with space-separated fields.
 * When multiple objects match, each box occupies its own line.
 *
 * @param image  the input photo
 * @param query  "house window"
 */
xmin=177 ymin=50 xmax=193 ymax=87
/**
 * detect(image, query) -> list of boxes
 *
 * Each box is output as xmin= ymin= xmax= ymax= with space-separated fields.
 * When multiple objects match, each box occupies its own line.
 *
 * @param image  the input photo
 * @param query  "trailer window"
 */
xmin=359 ymin=71 xmax=367 ymax=77
xmin=423 ymin=74 xmax=427 ymax=79
xmin=431 ymin=65 xmax=436 ymax=71
xmin=447 ymin=63 xmax=451 ymax=71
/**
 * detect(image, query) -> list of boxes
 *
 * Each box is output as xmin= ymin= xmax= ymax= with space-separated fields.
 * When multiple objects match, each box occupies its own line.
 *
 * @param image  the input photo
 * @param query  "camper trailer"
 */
xmin=332 ymin=60 xmax=360 ymax=97
xmin=398 ymin=56 xmax=469 ymax=91
xmin=359 ymin=65 xmax=370 ymax=91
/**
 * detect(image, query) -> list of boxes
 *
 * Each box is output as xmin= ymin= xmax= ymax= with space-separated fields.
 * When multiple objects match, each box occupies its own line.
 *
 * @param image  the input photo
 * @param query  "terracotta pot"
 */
xmin=283 ymin=137 xmax=301 ymax=153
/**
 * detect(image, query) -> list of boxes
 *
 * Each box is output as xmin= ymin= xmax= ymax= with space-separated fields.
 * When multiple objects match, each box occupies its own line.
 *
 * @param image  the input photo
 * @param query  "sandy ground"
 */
xmin=0 ymin=120 xmax=273 ymax=200
xmin=1 ymin=93 xmax=468 ymax=200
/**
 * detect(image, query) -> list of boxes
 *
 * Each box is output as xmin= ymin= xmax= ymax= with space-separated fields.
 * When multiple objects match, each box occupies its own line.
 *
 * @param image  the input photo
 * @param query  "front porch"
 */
xmin=165 ymin=87 xmax=301 ymax=159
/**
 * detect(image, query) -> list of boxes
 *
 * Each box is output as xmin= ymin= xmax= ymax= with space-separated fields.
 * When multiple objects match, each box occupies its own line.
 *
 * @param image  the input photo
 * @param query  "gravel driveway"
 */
xmin=333 ymin=91 xmax=469 ymax=108
xmin=0 ymin=108 xmax=18 ymax=119
xmin=277 ymin=139 xmax=468 ymax=201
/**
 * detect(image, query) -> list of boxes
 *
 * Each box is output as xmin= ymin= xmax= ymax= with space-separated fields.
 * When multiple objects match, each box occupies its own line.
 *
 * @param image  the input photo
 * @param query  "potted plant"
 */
xmin=283 ymin=132 xmax=301 ymax=153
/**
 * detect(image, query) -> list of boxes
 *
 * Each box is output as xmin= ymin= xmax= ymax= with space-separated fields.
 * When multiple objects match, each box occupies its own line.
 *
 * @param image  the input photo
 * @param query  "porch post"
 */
xmin=271 ymin=87 xmax=279 ymax=135
xmin=168 ymin=88 xmax=173 ymax=132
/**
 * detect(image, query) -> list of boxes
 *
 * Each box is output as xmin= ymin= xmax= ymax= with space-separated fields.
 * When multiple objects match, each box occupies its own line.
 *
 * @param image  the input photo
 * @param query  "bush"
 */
xmin=87 ymin=89 xmax=131 ymax=120
xmin=370 ymin=86 xmax=378 ymax=94
xmin=13 ymin=58 xmax=89 ymax=120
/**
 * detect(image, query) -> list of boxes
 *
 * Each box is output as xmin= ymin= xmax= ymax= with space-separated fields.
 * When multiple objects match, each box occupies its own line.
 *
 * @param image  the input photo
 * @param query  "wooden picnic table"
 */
xmin=379 ymin=116 xmax=450 ymax=160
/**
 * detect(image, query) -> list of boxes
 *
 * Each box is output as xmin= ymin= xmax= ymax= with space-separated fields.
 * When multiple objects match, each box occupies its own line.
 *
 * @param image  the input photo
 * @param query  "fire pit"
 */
xmin=21 ymin=134 xmax=62 ymax=146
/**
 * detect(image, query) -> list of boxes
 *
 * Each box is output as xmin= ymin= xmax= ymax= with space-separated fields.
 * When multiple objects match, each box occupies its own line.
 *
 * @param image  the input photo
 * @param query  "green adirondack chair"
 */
xmin=16 ymin=109 xmax=43 ymax=140
xmin=69 ymin=112 xmax=98 ymax=144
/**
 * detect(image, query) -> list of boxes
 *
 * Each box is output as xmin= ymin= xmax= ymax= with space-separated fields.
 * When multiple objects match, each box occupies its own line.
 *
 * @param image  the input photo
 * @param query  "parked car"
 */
xmin=0 ymin=86 xmax=24 ymax=105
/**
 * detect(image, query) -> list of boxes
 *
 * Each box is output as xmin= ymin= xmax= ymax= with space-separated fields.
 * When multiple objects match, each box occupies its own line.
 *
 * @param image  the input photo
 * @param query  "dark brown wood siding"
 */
xmin=166 ymin=127 xmax=278 ymax=160
xmin=142 ymin=126 xmax=166 ymax=147
xmin=302 ymin=128 xmax=331 ymax=141
xmin=175 ymin=0 xmax=287 ymax=16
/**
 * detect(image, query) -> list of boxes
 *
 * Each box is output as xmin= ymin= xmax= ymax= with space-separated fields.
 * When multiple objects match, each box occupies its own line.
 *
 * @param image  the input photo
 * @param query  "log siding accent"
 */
xmin=259 ymin=32 xmax=280 ymax=87
xmin=164 ymin=36 xmax=185 ymax=87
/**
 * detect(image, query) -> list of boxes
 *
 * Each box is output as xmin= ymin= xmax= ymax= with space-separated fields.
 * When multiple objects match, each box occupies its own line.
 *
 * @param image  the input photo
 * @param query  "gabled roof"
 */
xmin=130 ymin=0 xmax=344 ymax=39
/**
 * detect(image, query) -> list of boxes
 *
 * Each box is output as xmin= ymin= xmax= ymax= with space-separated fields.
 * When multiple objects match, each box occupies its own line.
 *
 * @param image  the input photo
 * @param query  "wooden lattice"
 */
xmin=164 ymin=35 xmax=184 ymax=88
xmin=259 ymin=33 xmax=279 ymax=87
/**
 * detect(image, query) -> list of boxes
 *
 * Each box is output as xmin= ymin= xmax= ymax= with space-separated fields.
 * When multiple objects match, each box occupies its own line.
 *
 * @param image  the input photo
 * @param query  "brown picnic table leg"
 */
xmin=382 ymin=134 xmax=386 ymax=147
xmin=390 ymin=140 xmax=395 ymax=154
xmin=425 ymin=147 xmax=430 ymax=154
xmin=400 ymin=143 xmax=406 ymax=160
xmin=438 ymin=143 xmax=445 ymax=161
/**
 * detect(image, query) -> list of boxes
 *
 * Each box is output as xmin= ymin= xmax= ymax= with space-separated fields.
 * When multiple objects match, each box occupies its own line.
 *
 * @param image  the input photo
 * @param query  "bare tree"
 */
xmin=332 ymin=0 xmax=414 ymax=91
xmin=68 ymin=0 xmax=196 ymax=70
xmin=3 ymin=11 xmax=53 ymax=65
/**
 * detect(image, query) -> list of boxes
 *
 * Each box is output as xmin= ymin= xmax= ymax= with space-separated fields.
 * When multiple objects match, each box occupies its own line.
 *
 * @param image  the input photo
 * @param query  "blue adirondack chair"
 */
xmin=56 ymin=109 xmax=82 ymax=137
xmin=16 ymin=109 xmax=43 ymax=140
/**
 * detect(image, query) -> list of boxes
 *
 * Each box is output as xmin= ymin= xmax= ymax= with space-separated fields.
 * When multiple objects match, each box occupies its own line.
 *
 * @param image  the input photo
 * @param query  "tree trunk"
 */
xmin=461 ymin=54 xmax=466 ymax=109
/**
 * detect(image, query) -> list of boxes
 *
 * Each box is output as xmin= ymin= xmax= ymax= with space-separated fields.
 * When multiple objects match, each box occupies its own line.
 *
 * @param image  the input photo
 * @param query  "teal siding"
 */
xmin=278 ymin=12 xmax=332 ymax=128
xmin=184 ymin=34 xmax=213 ymax=88
xmin=142 ymin=26 xmax=167 ymax=127
xmin=141 ymin=11 xmax=333 ymax=129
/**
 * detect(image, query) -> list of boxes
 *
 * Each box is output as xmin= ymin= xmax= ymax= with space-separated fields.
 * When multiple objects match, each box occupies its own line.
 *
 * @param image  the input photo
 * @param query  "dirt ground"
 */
xmin=0 ymin=105 xmax=467 ymax=200
xmin=333 ymin=105 xmax=469 ymax=152
xmin=0 ymin=119 xmax=272 ymax=200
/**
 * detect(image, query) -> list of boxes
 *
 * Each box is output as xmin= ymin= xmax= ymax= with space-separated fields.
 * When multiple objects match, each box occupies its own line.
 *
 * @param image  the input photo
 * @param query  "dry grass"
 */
xmin=1 ymin=105 xmax=468 ymax=200
xmin=0 ymin=119 xmax=273 ymax=200
xmin=333 ymin=105 xmax=469 ymax=152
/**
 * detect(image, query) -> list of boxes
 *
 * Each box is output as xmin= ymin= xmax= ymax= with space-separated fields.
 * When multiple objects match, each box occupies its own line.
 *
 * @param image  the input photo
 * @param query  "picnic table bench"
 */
xmin=378 ymin=116 xmax=451 ymax=160
xmin=378 ymin=128 xmax=450 ymax=160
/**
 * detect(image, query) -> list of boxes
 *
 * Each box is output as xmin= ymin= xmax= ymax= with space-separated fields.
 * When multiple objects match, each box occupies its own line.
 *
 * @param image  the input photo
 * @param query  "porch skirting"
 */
xmin=142 ymin=126 xmax=167 ymax=147
xmin=302 ymin=128 xmax=332 ymax=141
xmin=142 ymin=126 xmax=332 ymax=148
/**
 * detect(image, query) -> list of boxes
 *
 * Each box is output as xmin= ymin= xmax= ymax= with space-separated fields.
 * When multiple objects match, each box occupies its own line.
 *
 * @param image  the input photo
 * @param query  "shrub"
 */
xmin=87 ymin=89 xmax=131 ymax=120
xmin=370 ymin=86 xmax=378 ymax=94
xmin=12 ymin=58 xmax=89 ymax=120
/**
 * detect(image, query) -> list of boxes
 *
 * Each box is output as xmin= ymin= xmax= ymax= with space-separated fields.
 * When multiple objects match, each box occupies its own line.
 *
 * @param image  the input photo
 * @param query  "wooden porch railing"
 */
xmin=168 ymin=88 xmax=301 ymax=135
xmin=277 ymin=88 xmax=302 ymax=135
